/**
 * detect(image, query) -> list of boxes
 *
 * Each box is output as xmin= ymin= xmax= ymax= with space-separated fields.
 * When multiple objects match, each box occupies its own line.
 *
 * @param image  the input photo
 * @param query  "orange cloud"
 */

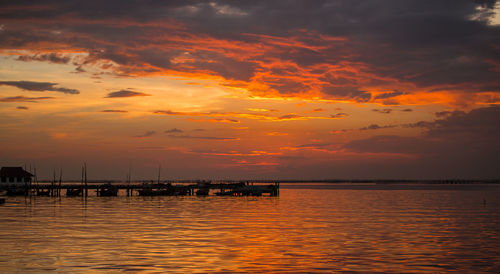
xmin=247 ymin=108 xmax=279 ymax=112
xmin=267 ymin=132 xmax=288 ymax=136
xmin=153 ymin=109 xmax=341 ymax=122
xmin=196 ymin=150 xmax=282 ymax=157
xmin=229 ymin=160 xmax=280 ymax=167
xmin=2 ymin=13 xmax=497 ymax=108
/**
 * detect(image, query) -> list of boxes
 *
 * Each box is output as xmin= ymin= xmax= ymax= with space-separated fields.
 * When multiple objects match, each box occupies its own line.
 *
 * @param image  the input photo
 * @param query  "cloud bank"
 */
xmin=344 ymin=106 xmax=500 ymax=178
xmin=0 ymin=0 xmax=498 ymax=105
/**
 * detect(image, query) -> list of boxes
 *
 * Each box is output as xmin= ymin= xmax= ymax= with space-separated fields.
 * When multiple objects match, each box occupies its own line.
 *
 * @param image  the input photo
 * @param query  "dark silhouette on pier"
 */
xmin=0 ymin=166 xmax=279 ymax=198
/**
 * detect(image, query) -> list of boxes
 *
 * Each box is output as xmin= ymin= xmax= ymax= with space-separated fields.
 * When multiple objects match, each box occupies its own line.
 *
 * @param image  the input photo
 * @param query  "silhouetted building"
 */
xmin=0 ymin=167 xmax=33 ymax=185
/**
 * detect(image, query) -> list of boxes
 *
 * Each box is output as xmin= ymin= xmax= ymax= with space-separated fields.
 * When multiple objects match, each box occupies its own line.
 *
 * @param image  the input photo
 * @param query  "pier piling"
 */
xmin=2 ymin=178 xmax=280 ymax=198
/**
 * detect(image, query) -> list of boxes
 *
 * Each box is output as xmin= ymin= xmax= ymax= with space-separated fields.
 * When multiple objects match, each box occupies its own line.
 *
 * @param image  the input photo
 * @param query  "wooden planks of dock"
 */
xmin=0 ymin=181 xmax=280 ymax=197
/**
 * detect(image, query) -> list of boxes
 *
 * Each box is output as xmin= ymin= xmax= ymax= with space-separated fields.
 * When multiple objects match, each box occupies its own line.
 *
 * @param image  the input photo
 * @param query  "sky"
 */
xmin=0 ymin=0 xmax=499 ymax=180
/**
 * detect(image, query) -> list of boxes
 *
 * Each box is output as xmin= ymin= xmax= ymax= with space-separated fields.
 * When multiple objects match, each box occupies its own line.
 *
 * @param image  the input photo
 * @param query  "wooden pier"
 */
xmin=0 ymin=181 xmax=280 ymax=197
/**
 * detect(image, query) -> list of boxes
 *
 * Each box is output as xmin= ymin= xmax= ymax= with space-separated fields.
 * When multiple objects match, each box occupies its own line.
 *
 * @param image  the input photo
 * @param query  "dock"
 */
xmin=0 ymin=181 xmax=280 ymax=197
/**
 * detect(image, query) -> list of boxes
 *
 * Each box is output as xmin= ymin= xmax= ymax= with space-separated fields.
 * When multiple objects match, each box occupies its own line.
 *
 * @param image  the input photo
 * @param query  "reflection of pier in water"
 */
xmin=0 ymin=181 xmax=280 ymax=197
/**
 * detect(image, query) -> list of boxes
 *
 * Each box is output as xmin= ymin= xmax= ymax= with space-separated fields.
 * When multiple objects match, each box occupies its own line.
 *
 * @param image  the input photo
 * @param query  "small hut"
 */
xmin=0 ymin=167 xmax=34 ymax=186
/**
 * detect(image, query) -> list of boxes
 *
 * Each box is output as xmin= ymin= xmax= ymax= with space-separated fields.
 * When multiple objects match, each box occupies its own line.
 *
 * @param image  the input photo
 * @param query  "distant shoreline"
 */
xmin=33 ymin=179 xmax=500 ymax=184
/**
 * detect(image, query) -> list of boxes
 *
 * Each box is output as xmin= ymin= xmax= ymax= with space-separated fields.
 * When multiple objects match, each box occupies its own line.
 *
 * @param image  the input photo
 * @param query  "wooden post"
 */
xmin=34 ymin=166 xmax=38 ymax=196
xmin=28 ymin=164 xmax=32 ymax=197
xmin=157 ymin=164 xmax=161 ymax=184
xmin=81 ymin=166 xmax=84 ymax=197
xmin=52 ymin=169 xmax=56 ymax=197
xmin=127 ymin=167 xmax=131 ymax=196
xmin=59 ymin=168 xmax=62 ymax=197
xmin=24 ymin=171 xmax=28 ymax=197
xmin=84 ymin=163 xmax=88 ymax=197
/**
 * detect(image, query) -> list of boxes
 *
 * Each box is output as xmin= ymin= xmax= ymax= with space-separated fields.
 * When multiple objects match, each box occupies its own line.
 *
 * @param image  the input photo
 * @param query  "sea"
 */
xmin=1 ymin=183 xmax=499 ymax=273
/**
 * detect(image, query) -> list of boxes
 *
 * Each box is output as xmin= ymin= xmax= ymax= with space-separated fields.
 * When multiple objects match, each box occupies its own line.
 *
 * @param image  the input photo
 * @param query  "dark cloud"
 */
xmin=166 ymin=134 xmax=237 ymax=140
xmin=330 ymin=129 xmax=351 ymax=134
xmin=153 ymin=110 xmax=183 ymax=115
xmin=0 ymin=95 xmax=55 ymax=102
xmin=16 ymin=53 xmax=71 ymax=64
xmin=404 ymin=107 xmax=500 ymax=136
xmin=344 ymin=135 xmax=433 ymax=155
xmin=134 ymin=130 xmax=156 ymax=138
xmin=100 ymin=109 xmax=128 ymax=113
xmin=165 ymin=128 xmax=183 ymax=133
xmin=0 ymin=1 xmax=498 ymax=102
xmin=199 ymin=118 xmax=240 ymax=123
xmin=73 ymin=65 xmax=86 ymax=73
xmin=425 ymin=106 xmax=500 ymax=137
xmin=401 ymin=108 xmax=413 ymax=112
xmin=0 ymin=81 xmax=80 ymax=94
xmin=278 ymin=114 xmax=300 ymax=120
xmin=435 ymin=111 xmax=452 ymax=118
xmin=374 ymin=91 xmax=404 ymax=100
xmin=403 ymin=121 xmax=434 ymax=128
xmin=105 ymin=90 xmax=151 ymax=98
xmin=344 ymin=106 xmax=500 ymax=178
xmin=360 ymin=124 xmax=397 ymax=131
xmin=16 ymin=106 xmax=28 ymax=110
xmin=312 ymin=108 xmax=326 ymax=112
xmin=330 ymin=113 xmax=348 ymax=118
xmin=296 ymin=143 xmax=334 ymax=149
xmin=323 ymin=87 xmax=372 ymax=102
xmin=372 ymin=108 xmax=393 ymax=114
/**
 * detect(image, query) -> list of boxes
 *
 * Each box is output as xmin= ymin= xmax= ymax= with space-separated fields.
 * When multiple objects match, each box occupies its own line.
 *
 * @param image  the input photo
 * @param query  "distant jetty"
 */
xmin=0 ymin=166 xmax=279 ymax=198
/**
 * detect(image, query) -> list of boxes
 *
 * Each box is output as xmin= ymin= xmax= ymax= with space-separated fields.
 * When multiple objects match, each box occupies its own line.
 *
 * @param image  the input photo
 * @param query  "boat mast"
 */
xmin=84 ymin=162 xmax=88 ymax=197
xmin=59 ymin=167 xmax=62 ymax=197
xmin=157 ymin=164 xmax=161 ymax=184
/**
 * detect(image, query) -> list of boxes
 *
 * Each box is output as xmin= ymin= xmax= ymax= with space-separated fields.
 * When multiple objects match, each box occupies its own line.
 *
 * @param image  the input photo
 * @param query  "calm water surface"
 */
xmin=1 ymin=184 xmax=499 ymax=273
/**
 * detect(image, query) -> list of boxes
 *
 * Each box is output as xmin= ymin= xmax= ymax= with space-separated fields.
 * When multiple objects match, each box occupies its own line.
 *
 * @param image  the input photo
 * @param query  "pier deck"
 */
xmin=0 ymin=181 xmax=280 ymax=197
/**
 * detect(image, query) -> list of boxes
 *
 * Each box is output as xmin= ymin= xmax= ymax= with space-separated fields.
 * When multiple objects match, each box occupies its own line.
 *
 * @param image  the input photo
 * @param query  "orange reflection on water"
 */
xmin=0 ymin=185 xmax=499 ymax=272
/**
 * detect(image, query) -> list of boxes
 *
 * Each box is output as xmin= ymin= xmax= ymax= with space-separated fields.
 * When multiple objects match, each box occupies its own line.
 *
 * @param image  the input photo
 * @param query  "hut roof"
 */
xmin=0 ymin=167 xmax=34 ymax=177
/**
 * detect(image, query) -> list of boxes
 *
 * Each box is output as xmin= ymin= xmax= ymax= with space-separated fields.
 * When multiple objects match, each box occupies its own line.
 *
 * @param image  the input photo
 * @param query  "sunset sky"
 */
xmin=1 ymin=0 xmax=499 ymax=180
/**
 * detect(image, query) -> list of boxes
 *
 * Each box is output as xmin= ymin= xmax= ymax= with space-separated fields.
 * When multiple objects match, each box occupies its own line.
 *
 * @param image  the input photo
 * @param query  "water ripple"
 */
xmin=0 ymin=185 xmax=499 ymax=272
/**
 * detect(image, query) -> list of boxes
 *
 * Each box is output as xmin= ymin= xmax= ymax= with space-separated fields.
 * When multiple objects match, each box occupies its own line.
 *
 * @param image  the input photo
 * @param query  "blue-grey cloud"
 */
xmin=134 ymin=130 xmax=156 ymax=138
xmin=435 ymin=111 xmax=452 ymax=118
xmin=360 ymin=124 xmax=397 ymax=131
xmin=17 ymin=53 xmax=71 ymax=64
xmin=166 ymin=134 xmax=237 ymax=140
xmin=372 ymin=109 xmax=393 ymax=114
xmin=105 ymin=90 xmax=151 ymax=98
xmin=344 ymin=106 xmax=500 ymax=178
xmin=374 ymin=91 xmax=404 ymax=100
xmin=100 ymin=109 xmax=128 ymax=113
xmin=0 ymin=81 xmax=79 ymax=94
xmin=0 ymin=95 xmax=55 ymax=102
xmin=165 ymin=128 xmax=183 ymax=133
